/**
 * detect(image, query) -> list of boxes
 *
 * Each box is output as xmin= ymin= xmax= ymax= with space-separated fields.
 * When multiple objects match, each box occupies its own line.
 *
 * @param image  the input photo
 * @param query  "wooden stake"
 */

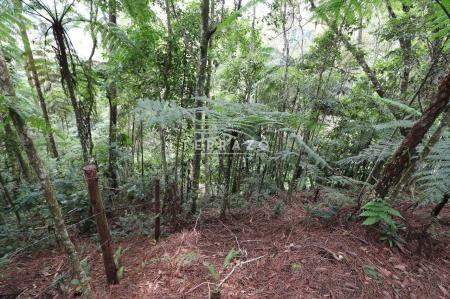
xmin=83 ymin=164 xmax=119 ymax=284
xmin=154 ymin=178 xmax=161 ymax=242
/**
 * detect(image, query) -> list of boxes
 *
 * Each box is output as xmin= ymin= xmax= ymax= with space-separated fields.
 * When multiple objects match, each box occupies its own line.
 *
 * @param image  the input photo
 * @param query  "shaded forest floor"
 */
xmin=1 ymin=193 xmax=449 ymax=298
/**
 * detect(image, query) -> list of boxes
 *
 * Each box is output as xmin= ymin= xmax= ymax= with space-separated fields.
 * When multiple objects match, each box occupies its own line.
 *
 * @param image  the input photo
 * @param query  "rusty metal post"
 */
xmin=83 ymin=164 xmax=119 ymax=284
xmin=154 ymin=178 xmax=161 ymax=242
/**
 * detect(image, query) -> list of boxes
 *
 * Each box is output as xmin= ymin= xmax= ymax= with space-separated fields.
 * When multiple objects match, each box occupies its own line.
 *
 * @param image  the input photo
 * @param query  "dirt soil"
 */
xmin=1 ymin=194 xmax=449 ymax=298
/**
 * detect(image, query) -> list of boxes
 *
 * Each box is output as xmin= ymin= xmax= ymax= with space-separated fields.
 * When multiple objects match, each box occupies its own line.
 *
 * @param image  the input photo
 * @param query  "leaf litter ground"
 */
xmin=1 ymin=193 xmax=449 ymax=298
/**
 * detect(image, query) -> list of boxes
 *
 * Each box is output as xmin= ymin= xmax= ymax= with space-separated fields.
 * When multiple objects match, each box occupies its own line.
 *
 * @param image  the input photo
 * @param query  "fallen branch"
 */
xmin=217 ymin=255 xmax=266 ymax=289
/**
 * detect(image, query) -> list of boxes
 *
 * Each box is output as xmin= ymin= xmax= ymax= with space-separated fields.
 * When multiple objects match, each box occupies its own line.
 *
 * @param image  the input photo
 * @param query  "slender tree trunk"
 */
xmin=159 ymin=127 xmax=168 ymax=184
xmin=0 ymin=171 xmax=21 ymax=225
xmin=159 ymin=0 xmax=173 ymax=186
xmin=140 ymin=120 xmax=144 ymax=181
xmin=107 ymin=0 xmax=119 ymax=203
xmin=154 ymin=178 xmax=161 ymax=242
xmin=2 ymin=129 xmax=20 ymax=182
xmin=289 ymin=68 xmax=323 ymax=193
xmin=431 ymin=193 xmax=449 ymax=217
xmin=203 ymin=0 xmax=215 ymax=200
xmin=392 ymin=108 xmax=449 ymax=197
xmin=83 ymin=164 xmax=119 ymax=284
xmin=52 ymin=21 xmax=91 ymax=163
xmin=222 ymin=137 xmax=235 ymax=217
xmin=374 ymin=71 xmax=450 ymax=198
xmin=192 ymin=0 xmax=211 ymax=213
xmin=14 ymin=0 xmax=59 ymax=158
xmin=131 ymin=115 xmax=135 ymax=170
xmin=174 ymin=126 xmax=182 ymax=184
xmin=3 ymin=123 xmax=32 ymax=182
xmin=385 ymin=1 xmax=412 ymax=99
xmin=0 ymin=51 xmax=91 ymax=296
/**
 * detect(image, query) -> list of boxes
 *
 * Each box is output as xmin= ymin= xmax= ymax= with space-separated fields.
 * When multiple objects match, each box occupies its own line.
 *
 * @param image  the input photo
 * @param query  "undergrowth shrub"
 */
xmin=360 ymin=200 xmax=404 ymax=247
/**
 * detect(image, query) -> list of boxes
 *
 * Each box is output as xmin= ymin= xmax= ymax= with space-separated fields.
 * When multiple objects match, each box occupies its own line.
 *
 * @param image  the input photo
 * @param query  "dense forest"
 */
xmin=0 ymin=0 xmax=449 ymax=297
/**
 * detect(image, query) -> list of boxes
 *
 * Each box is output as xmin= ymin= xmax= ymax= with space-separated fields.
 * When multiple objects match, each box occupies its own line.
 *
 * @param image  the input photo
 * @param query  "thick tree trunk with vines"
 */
xmin=374 ymin=71 xmax=450 ymax=198
xmin=0 ymin=51 xmax=92 ymax=297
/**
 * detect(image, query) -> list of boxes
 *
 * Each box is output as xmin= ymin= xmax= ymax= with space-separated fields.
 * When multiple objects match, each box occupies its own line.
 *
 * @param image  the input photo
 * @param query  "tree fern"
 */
xmin=0 ymin=1 xmax=20 ymax=58
xmin=338 ymin=138 xmax=400 ymax=166
xmin=289 ymin=133 xmax=331 ymax=170
xmin=414 ymin=131 xmax=450 ymax=204
xmin=427 ymin=0 xmax=450 ymax=52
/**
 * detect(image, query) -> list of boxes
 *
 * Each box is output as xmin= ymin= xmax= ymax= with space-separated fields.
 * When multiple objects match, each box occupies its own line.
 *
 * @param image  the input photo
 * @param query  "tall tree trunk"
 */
xmin=192 ymin=0 xmax=211 ymax=213
xmin=203 ymin=0 xmax=215 ymax=200
xmin=159 ymin=0 xmax=173 ymax=186
xmin=276 ymin=0 xmax=290 ymax=190
xmin=374 ymin=71 xmax=450 ymax=198
xmin=106 ymin=0 xmax=119 ymax=203
xmin=289 ymin=68 xmax=323 ymax=193
xmin=0 ymin=171 xmax=21 ymax=225
xmin=0 ymin=50 xmax=92 ymax=297
xmin=3 ymin=123 xmax=32 ymax=182
xmin=52 ymin=21 xmax=92 ymax=163
xmin=385 ymin=1 xmax=412 ymax=99
xmin=392 ymin=108 xmax=449 ymax=197
xmin=140 ymin=120 xmax=144 ymax=181
xmin=13 ymin=0 xmax=59 ymax=158
xmin=221 ymin=137 xmax=235 ymax=217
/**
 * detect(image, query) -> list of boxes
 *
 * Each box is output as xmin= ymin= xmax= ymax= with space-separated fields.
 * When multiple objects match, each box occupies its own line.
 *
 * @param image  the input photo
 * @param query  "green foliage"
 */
xmin=272 ymin=200 xmax=285 ymax=216
xmin=0 ymin=0 xmax=448 ymax=264
xmin=360 ymin=200 xmax=404 ymax=246
xmin=363 ymin=265 xmax=381 ymax=281
xmin=289 ymin=133 xmax=331 ymax=170
xmin=206 ymin=262 xmax=220 ymax=280
xmin=375 ymin=97 xmax=421 ymax=118
xmin=414 ymin=131 xmax=450 ymax=204
xmin=360 ymin=200 xmax=402 ymax=226
xmin=176 ymin=251 xmax=198 ymax=266
xmin=427 ymin=0 xmax=450 ymax=52
xmin=223 ymin=248 xmax=240 ymax=269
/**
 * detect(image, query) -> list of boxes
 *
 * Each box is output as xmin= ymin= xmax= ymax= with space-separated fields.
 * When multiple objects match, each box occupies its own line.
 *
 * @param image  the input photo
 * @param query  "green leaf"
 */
xmin=117 ymin=266 xmax=125 ymax=279
xmin=223 ymin=248 xmax=240 ymax=269
xmin=205 ymin=262 xmax=220 ymax=280
xmin=376 ymin=97 xmax=421 ymax=117
xmin=362 ymin=217 xmax=380 ymax=225
xmin=70 ymin=279 xmax=80 ymax=286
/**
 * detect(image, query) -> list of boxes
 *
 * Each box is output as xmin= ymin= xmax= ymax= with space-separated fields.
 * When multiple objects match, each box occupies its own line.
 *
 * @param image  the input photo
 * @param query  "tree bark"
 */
xmin=83 ymin=164 xmax=119 ymax=284
xmin=392 ymin=108 xmax=449 ymax=197
xmin=0 ymin=171 xmax=21 ymax=225
xmin=107 ymin=0 xmax=119 ymax=202
xmin=154 ymin=178 xmax=161 ymax=242
xmin=159 ymin=0 xmax=173 ymax=186
xmin=13 ymin=0 xmax=59 ymax=159
xmin=221 ymin=137 xmax=235 ymax=217
xmin=3 ymin=123 xmax=32 ymax=182
xmin=52 ymin=21 xmax=92 ymax=163
xmin=385 ymin=1 xmax=412 ymax=99
xmin=0 ymin=51 xmax=92 ymax=296
xmin=192 ymin=0 xmax=211 ymax=213
xmin=374 ymin=71 xmax=450 ymax=198
xmin=431 ymin=193 xmax=449 ymax=217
